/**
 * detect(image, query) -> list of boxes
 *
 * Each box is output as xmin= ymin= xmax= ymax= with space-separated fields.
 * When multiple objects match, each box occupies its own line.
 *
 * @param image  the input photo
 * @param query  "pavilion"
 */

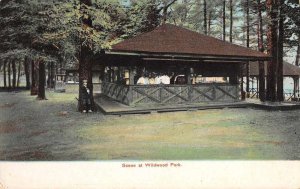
xmin=92 ymin=24 xmax=271 ymax=106
xmin=246 ymin=61 xmax=300 ymax=99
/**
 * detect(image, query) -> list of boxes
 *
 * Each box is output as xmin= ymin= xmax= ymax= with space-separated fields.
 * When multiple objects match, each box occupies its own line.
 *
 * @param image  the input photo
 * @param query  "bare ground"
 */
xmin=0 ymin=90 xmax=299 ymax=160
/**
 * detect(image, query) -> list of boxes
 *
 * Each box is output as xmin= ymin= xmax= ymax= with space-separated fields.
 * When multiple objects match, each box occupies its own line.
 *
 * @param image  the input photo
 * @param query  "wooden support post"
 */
xmin=108 ymin=67 xmax=112 ymax=82
xmin=212 ymin=83 xmax=217 ymax=100
xmin=186 ymin=67 xmax=192 ymax=84
xmin=229 ymin=64 xmax=239 ymax=85
xmin=293 ymin=76 xmax=299 ymax=99
xmin=258 ymin=61 xmax=265 ymax=101
xmin=246 ymin=61 xmax=250 ymax=98
xmin=116 ymin=67 xmax=120 ymax=83
xmin=229 ymin=76 xmax=237 ymax=84
xmin=101 ymin=67 xmax=105 ymax=82
xmin=256 ymin=77 xmax=259 ymax=98
xmin=251 ymin=77 xmax=254 ymax=94
xmin=241 ymin=77 xmax=245 ymax=100
xmin=240 ymin=63 xmax=245 ymax=100
xmin=129 ymin=67 xmax=135 ymax=85
xmin=111 ymin=68 xmax=115 ymax=83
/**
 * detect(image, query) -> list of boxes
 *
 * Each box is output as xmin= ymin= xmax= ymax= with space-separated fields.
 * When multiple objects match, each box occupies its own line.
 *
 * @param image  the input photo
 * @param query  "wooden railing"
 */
xmin=248 ymin=88 xmax=300 ymax=101
xmin=101 ymin=82 xmax=131 ymax=105
xmin=101 ymin=82 xmax=239 ymax=106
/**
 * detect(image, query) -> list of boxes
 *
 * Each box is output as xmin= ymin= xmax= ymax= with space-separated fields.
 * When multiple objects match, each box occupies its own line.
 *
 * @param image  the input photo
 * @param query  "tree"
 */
xmin=204 ymin=0 xmax=207 ymax=35
xmin=37 ymin=59 xmax=46 ymax=99
xmin=8 ymin=60 xmax=11 ymax=88
xmin=277 ymin=0 xmax=284 ymax=101
xmin=44 ymin=0 xmax=117 ymax=111
xmin=266 ymin=0 xmax=278 ymax=102
xmin=128 ymin=0 xmax=161 ymax=35
xmin=0 ymin=0 xmax=52 ymax=95
xmin=31 ymin=59 xmax=37 ymax=95
xmin=245 ymin=0 xmax=250 ymax=97
xmin=161 ymin=0 xmax=178 ymax=24
xmin=12 ymin=59 xmax=16 ymax=89
xmin=296 ymin=41 xmax=300 ymax=66
xmin=284 ymin=0 xmax=300 ymax=49
xmin=24 ymin=56 xmax=30 ymax=89
xmin=257 ymin=0 xmax=266 ymax=101
xmin=3 ymin=59 xmax=7 ymax=88
xmin=229 ymin=0 xmax=233 ymax=42
xmin=223 ymin=0 xmax=226 ymax=41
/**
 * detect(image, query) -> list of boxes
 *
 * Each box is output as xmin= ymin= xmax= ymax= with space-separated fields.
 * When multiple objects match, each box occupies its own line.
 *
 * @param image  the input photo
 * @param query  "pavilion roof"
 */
xmin=111 ymin=24 xmax=270 ymax=61
xmin=248 ymin=61 xmax=300 ymax=77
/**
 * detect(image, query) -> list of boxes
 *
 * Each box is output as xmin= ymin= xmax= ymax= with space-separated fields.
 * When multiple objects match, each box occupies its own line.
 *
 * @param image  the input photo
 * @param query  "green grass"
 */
xmin=78 ymin=110 xmax=286 ymax=160
xmin=0 ymin=91 xmax=294 ymax=160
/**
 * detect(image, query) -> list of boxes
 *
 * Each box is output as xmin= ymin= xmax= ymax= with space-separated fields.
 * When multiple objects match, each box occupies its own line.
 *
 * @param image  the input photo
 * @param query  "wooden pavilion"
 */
xmin=92 ymin=24 xmax=270 ymax=106
xmin=246 ymin=61 xmax=300 ymax=99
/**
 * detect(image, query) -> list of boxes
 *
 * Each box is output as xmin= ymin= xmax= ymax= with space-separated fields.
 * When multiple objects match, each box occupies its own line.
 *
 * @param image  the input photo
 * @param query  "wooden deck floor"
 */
xmin=94 ymin=94 xmax=300 ymax=115
xmin=94 ymin=94 xmax=248 ymax=115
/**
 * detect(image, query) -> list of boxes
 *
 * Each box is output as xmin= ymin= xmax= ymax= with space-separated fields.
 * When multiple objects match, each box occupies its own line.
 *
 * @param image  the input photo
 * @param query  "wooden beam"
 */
xmin=106 ymin=51 xmax=271 ymax=62
xmin=294 ymin=76 xmax=299 ymax=99
xmin=129 ymin=67 xmax=135 ymax=85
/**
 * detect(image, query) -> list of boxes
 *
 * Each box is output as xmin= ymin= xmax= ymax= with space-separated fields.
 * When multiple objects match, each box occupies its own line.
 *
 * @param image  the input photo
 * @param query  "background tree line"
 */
xmin=0 ymin=0 xmax=299 ymax=108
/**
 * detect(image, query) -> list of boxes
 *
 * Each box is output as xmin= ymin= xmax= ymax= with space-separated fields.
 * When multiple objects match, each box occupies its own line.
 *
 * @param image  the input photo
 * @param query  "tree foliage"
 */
xmin=0 ymin=0 xmax=299 ymax=103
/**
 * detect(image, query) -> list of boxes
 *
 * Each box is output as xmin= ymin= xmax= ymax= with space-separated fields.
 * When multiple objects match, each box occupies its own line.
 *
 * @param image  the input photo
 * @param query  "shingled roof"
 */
xmin=248 ymin=61 xmax=300 ymax=77
xmin=112 ymin=24 xmax=270 ymax=60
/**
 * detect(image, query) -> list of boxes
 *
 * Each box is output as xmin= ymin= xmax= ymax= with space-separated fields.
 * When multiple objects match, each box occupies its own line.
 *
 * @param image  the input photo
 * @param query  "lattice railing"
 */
xmin=102 ymin=82 xmax=239 ymax=106
xmin=102 ymin=82 xmax=131 ymax=105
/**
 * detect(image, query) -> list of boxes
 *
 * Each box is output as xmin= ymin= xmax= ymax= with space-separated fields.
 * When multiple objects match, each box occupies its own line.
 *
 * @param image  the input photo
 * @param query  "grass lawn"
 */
xmin=0 ymin=91 xmax=299 ymax=160
xmin=78 ymin=110 xmax=286 ymax=160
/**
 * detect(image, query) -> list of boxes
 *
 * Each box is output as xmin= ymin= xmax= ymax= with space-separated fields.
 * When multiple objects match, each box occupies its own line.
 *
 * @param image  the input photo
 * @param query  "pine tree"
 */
xmin=257 ymin=0 xmax=266 ymax=102
xmin=266 ymin=0 xmax=278 ymax=102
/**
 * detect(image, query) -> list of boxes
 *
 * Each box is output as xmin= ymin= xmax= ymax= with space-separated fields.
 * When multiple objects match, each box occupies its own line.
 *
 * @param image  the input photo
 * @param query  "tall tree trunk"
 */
xmin=38 ymin=59 xmax=46 ymax=100
xmin=258 ymin=0 xmax=265 ymax=102
xmin=12 ymin=59 xmax=16 ymax=89
xmin=266 ymin=0 xmax=278 ymax=102
xmin=246 ymin=0 xmax=250 ymax=48
xmin=208 ymin=11 xmax=212 ymax=35
xmin=163 ymin=7 xmax=167 ymax=24
xmin=246 ymin=0 xmax=250 ymax=97
xmin=47 ymin=62 xmax=51 ymax=88
xmin=296 ymin=39 xmax=300 ymax=66
xmin=293 ymin=36 xmax=300 ymax=99
xmin=31 ymin=60 xmax=37 ymax=95
xmin=50 ymin=62 xmax=55 ymax=88
xmin=223 ymin=0 xmax=226 ymax=41
xmin=277 ymin=0 xmax=284 ymax=101
xmin=78 ymin=0 xmax=95 ymax=112
xmin=3 ymin=60 xmax=7 ymax=88
xmin=24 ymin=57 xmax=30 ymax=89
xmin=8 ymin=60 xmax=11 ymax=89
xmin=229 ymin=0 xmax=233 ymax=43
xmin=296 ymin=41 xmax=300 ymax=66
xmin=78 ymin=46 xmax=94 ymax=111
xmin=47 ymin=62 xmax=55 ymax=88
xmin=17 ymin=61 xmax=21 ymax=87
xmin=203 ymin=0 xmax=207 ymax=35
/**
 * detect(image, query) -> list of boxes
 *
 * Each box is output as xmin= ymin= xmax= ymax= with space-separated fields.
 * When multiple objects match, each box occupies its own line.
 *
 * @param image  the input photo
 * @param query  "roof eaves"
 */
xmin=107 ymin=50 xmax=272 ymax=61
